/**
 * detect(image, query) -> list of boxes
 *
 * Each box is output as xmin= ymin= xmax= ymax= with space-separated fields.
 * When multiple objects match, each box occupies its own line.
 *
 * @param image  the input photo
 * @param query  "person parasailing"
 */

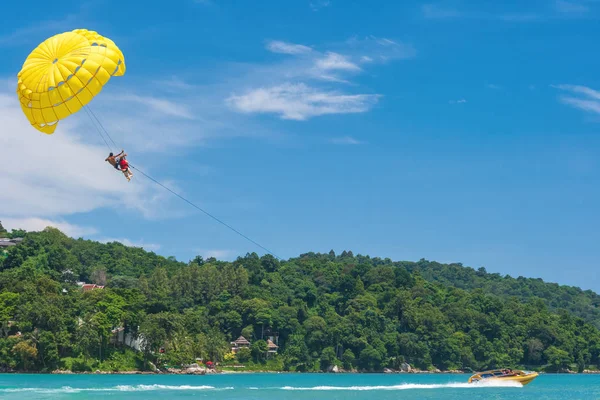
xmin=118 ymin=153 xmax=133 ymax=181
xmin=105 ymin=150 xmax=124 ymax=170
xmin=105 ymin=150 xmax=133 ymax=181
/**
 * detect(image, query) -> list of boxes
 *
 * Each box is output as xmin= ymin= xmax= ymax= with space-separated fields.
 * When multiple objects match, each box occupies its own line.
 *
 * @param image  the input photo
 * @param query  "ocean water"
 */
xmin=0 ymin=373 xmax=597 ymax=399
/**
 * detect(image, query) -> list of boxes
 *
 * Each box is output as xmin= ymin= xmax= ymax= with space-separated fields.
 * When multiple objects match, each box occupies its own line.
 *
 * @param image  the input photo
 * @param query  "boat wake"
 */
xmin=0 ymin=381 xmax=523 ymax=394
xmin=280 ymin=381 xmax=523 ymax=391
xmin=0 ymin=385 xmax=234 ymax=393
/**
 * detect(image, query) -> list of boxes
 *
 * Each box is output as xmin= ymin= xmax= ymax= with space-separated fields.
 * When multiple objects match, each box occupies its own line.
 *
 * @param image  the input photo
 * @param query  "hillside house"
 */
xmin=0 ymin=238 xmax=22 ymax=249
xmin=230 ymin=336 xmax=251 ymax=354
xmin=267 ymin=339 xmax=279 ymax=356
xmin=77 ymin=282 xmax=105 ymax=291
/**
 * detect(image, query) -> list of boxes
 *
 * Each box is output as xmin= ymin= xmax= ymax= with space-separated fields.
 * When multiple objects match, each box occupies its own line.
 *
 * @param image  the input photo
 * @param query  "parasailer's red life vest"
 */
xmin=120 ymin=158 xmax=129 ymax=169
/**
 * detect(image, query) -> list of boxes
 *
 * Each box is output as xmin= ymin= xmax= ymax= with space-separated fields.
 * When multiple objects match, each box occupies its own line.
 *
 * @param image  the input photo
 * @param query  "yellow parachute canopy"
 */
xmin=16 ymin=29 xmax=126 ymax=134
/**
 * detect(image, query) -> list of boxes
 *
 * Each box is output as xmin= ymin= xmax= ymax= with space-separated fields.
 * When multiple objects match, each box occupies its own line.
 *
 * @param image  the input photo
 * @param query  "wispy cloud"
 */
xmin=497 ymin=13 xmax=542 ymax=22
xmin=555 ymin=0 xmax=589 ymax=14
xmin=486 ymin=83 xmax=502 ymax=90
xmin=0 ymin=13 xmax=83 ymax=47
xmin=422 ymin=4 xmax=463 ymax=19
xmin=2 ymin=218 xmax=98 ymax=238
xmin=225 ymin=36 xmax=411 ymax=122
xmin=98 ymin=238 xmax=161 ymax=252
xmin=315 ymin=52 xmax=361 ymax=72
xmin=553 ymin=84 xmax=600 ymax=100
xmin=330 ymin=136 xmax=365 ymax=145
xmin=346 ymin=35 xmax=416 ymax=62
xmin=226 ymin=83 xmax=380 ymax=120
xmin=553 ymin=84 xmax=600 ymax=115
xmin=152 ymin=76 xmax=196 ymax=92
xmin=195 ymin=249 xmax=237 ymax=260
xmin=449 ymin=99 xmax=467 ymax=104
xmin=113 ymin=94 xmax=195 ymax=119
xmin=267 ymin=40 xmax=313 ymax=55
xmin=421 ymin=2 xmax=591 ymax=21
xmin=310 ymin=0 xmax=331 ymax=11
xmin=561 ymin=97 xmax=600 ymax=114
xmin=0 ymin=88 xmax=182 ymax=224
xmin=247 ymin=36 xmax=415 ymax=85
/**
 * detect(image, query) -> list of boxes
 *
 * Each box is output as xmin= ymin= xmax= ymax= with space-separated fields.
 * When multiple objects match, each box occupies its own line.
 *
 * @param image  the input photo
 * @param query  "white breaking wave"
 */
xmin=0 ymin=385 xmax=234 ymax=393
xmin=0 ymin=381 xmax=522 ymax=393
xmin=281 ymin=381 xmax=523 ymax=390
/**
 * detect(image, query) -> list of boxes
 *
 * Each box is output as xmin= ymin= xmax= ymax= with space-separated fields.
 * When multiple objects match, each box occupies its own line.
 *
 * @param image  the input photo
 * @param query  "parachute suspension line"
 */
xmin=83 ymin=106 xmax=113 ymax=152
xmin=128 ymin=164 xmax=281 ymax=260
xmin=82 ymin=105 xmax=280 ymax=260
xmin=86 ymin=106 xmax=119 ymax=150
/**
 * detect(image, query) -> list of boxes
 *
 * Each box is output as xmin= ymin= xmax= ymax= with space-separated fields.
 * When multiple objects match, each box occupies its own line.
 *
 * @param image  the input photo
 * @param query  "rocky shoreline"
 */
xmin=1 ymin=362 xmax=599 ymax=375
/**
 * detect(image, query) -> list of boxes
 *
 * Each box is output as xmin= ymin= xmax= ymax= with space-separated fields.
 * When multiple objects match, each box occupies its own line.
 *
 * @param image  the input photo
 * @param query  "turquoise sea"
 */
xmin=0 ymin=373 xmax=598 ymax=399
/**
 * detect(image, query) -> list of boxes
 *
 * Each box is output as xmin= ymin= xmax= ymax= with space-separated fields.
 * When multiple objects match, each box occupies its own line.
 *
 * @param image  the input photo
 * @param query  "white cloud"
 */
xmin=2 ymin=218 xmax=97 ymax=238
xmin=345 ymin=36 xmax=416 ymax=63
xmin=226 ymin=83 xmax=380 ymax=120
xmin=449 ymin=99 xmax=467 ymax=104
xmin=112 ymin=94 xmax=195 ymax=119
xmin=555 ymin=0 xmax=589 ymax=14
xmin=266 ymin=41 xmax=312 ymax=55
xmin=196 ymin=249 xmax=236 ymax=260
xmin=376 ymin=38 xmax=399 ymax=46
xmin=330 ymin=136 xmax=364 ymax=145
xmin=560 ymin=97 xmax=600 ymax=114
xmin=232 ymin=36 xmax=415 ymax=105
xmin=97 ymin=238 xmax=161 ymax=252
xmin=0 ymin=88 xmax=177 ymax=223
xmin=152 ymin=76 xmax=196 ymax=92
xmin=315 ymin=52 xmax=361 ymax=72
xmin=310 ymin=0 xmax=331 ymax=11
xmin=486 ymin=83 xmax=502 ymax=90
xmin=553 ymin=84 xmax=600 ymax=115
xmin=553 ymin=84 xmax=600 ymax=100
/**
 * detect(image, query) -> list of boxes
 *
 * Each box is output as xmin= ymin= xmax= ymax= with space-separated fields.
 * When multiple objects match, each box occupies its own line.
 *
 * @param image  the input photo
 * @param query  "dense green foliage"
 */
xmin=0 ymin=228 xmax=599 ymax=373
xmin=403 ymin=260 xmax=600 ymax=328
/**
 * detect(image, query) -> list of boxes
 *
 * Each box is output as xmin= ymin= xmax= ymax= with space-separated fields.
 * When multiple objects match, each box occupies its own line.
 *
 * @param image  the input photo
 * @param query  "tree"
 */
xmin=13 ymin=340 xmax=38 ymax=371
xmin=251 ymin=339 xmax=268 ymax=363
xmin=1 ymin=226 xmax=600 ymax=374
xmin=205 ymin=329 xmax=229 ymax=362
xmin=0 ymin=222 xmax=7 ymax=238
xmin=76 ymin=319 xmax=100 ymax=362
xmin=544 ymin=346 xmax=573 ymax=371
xmin=36 ymin=331 xmax=59 ymax=370
xmin=261 ymin=254 xmax=280 ymax=273
xmin=358 ymin=346 xmax=383 ymax=371
xmin=342 ymin=349 xmax=355 ymax=370
xmin=320 ymin=346 xmax=338 ymax=371
xmin=237 ymin=347 xmax=251 ymax=363
xmin=90 ymin=268 xmax=108 ymax=286
xmin=525 ymin=338 xmax=544 ymax=364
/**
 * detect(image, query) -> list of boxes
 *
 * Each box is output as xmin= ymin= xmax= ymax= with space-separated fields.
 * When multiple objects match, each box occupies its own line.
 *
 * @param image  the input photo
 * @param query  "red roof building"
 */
xmin=82 ymin=284 xmax=104 ymax=291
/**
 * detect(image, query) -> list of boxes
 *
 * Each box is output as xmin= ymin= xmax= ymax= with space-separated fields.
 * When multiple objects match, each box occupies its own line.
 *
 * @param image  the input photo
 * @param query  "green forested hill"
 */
xmin=397 ymin=259 xmax=600 ymax=328
xmin=0 ymin=227 xmax=599 ymax=373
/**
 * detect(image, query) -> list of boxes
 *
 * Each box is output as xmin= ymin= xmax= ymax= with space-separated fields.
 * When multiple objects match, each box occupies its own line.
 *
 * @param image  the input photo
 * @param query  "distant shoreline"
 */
xmin=0 ymin=370 xmax=597 ymax=375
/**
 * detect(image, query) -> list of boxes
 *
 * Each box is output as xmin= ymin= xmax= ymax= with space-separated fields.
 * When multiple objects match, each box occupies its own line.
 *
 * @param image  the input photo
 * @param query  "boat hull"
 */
xmin=468 ymin=370 xmax=539 ymax=386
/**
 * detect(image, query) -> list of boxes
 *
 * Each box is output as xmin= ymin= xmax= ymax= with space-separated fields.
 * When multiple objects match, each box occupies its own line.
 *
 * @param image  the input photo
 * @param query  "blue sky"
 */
xmin=1 ymin=0 xmax=599 ymax=290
